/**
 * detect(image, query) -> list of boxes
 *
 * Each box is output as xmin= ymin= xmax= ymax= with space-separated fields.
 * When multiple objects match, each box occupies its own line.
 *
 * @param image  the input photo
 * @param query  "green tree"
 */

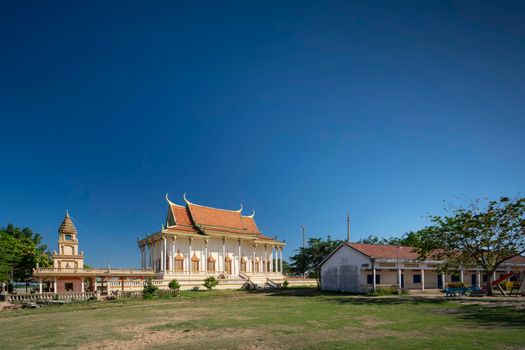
xmin=143 ymin=279 xmax=158 ymax=299
xmin=0 ymin=224 xmax=52 ymax=282
xmin=203 ymin=276 xmax=218 ymax=290
xmin=168 ymin=279 xmax=180 ymax=290
xmin=358 ymin=232 xmax=421 ymax=247
xmin=414 ymin=197 xmax=525 ymax=295
xmin=289 ymin=237 xmax=343 ymax=288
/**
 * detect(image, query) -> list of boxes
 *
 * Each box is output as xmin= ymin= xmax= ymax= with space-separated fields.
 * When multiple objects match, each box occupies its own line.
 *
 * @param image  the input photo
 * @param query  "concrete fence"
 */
xmin=1 ymin=292 xmax=97 ymax=302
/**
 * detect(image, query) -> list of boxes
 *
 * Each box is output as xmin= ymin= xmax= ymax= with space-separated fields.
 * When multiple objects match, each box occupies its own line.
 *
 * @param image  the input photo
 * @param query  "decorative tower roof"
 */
xmin=58 ymin=211 xmax=77 ymax=235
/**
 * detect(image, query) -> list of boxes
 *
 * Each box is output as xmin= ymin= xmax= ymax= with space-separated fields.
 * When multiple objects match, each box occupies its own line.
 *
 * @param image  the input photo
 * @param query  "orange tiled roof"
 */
xmin=241 ymin=215 xmax=260 ymax=234
xmin=163 ymin=194 xmax=277 ymax=241
xmin=347 ymin=243 xmax=421 ymax=260
xmin=170 ymin=204 xmax=193 ymax=226
xmin=187 ymin=203 xmax=245 ymax=230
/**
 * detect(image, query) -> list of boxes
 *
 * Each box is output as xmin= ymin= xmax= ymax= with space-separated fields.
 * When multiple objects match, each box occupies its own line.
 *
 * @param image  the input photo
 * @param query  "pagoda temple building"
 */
xmin=137 ymin=194 xmax=286 ymax=288
xmin=32 ymin=194 xmax=286 ymax=294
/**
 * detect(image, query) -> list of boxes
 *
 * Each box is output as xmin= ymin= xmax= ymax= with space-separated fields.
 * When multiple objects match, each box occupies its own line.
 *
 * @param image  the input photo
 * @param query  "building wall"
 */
xmin=150 ymin=235 xmax=282 ymax=276
xmin=321 ymin=245 xmax=370 ymax=293
xmin=57 ymin=277 xmax=83 ymax=293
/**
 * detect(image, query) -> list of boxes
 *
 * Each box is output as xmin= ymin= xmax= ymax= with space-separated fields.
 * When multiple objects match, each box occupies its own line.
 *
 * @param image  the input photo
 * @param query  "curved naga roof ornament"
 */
xmin=165 ymin=193 xmax=176 ymax=206
xmin=237 ymin=203 xmax=243 ymax=213
xmin=183 ymin=193 xmax=194 ymax=205
xmin=248 ymin=209 xmax=255 ymax=218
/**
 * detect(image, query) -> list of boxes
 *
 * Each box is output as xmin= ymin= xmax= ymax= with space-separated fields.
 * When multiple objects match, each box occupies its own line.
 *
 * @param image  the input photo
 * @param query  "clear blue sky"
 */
xmin=1 ymin=1 xmax=524 ymax=267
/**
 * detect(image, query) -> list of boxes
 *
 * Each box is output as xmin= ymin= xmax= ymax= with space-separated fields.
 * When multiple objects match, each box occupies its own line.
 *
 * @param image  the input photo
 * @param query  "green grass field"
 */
xmin=1 ymin=288 xmax=524 ymax=349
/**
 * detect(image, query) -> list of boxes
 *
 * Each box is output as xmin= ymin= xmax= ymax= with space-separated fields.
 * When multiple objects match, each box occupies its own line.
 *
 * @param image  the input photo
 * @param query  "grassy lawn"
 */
xmin=1 ymin=288 xmax=524 ymax=349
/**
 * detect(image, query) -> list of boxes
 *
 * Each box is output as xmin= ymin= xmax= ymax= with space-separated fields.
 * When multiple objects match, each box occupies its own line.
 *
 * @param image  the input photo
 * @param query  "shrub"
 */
xmin=367 ymin=286 xmax=397 ymax=296
xmin=203 ymin=277 xmax=218 ymax=290
xmin=168 ymin=279 xmax=180 ymax=290
xmin=282 ymin=280 xmax=289 ymax=288
xmin=143 ymin=279 xmax=158 ymax=299
xmin=447 ymin=282 xmax=466 ymax=289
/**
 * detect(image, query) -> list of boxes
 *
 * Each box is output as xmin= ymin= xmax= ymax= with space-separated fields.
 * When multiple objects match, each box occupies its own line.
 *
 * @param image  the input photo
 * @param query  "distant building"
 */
xmin=33 ymin=212 xmax=155 ymax=294
xmin=33 ymin=194 xmax=285 ymax=294
xmin=319 ymin=242 xmax=525 ymax=293
xmin=137 ymin=194 xmax=285 ymax=288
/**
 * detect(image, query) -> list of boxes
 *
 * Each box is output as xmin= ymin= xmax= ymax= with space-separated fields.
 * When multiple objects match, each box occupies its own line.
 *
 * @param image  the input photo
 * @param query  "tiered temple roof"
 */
xmin=158 ymin=194 xmax=278 ymax=242
xmin=59 ymin=211 xmax=77 ymax=235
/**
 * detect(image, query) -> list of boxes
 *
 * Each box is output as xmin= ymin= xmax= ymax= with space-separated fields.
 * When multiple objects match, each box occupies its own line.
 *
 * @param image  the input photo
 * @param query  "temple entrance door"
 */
xmin=224 ymin=260 xmax=232 ymax=274
xmin=437 ymin=274 xmax=443 ymax=289
xmin=401 ymin=274 xmax=405 ymax=288
xmin=471 ymin=273 xmax=477 ymax=287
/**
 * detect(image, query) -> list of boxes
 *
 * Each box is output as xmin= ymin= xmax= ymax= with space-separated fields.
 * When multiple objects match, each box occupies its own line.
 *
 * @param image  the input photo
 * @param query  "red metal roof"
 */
xmin=347 ymin=243 xmax=421 ymax=259
xmin=505 ymin=255 xmax=525 ymax=264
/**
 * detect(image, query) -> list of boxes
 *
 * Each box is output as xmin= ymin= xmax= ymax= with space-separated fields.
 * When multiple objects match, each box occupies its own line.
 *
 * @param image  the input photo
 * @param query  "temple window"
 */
xmin=191 ymin=254 xmax=200 ymax=272
xmin=175 ymin=254 xmax=184 ymax=272
xmin=240 ymin=257 xmax=247 ymax=273
xmin=207 ymin=256 xmax=216 ymax=272
xmin=224 ymin=255 xmax=232 ymax=274
xmin=64 ymin=234 xmax=72 ymax=241
xmin=65 ymin=282 xmax=74 ymax=291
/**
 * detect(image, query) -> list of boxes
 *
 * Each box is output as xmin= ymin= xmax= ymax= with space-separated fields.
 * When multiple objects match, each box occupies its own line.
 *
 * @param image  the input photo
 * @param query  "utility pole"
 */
xmin=300 ymin=224 xmax=306 ymax=278
xmin=300 ymin=224 xmax=306 ymax=249
xmin=346 ymin=211 xmax=350 ymax=242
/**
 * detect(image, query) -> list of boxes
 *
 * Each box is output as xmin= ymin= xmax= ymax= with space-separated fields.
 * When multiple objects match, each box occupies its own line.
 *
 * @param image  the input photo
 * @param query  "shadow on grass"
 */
xmin=456 ymin=304 xmax=525 ymax=328
xmin=265 ymin=287 xmax=525 ymax=327
xmin=265 ymin=287 xmax=446 ymax=304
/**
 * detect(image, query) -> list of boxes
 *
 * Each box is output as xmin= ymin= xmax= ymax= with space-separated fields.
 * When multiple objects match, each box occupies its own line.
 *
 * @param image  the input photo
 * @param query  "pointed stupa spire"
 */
xmin=59 ymin=211 xmax=77 ymax=235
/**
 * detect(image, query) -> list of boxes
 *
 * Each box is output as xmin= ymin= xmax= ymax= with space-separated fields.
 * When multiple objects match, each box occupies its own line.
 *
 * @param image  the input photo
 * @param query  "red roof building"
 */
xmin=137 ymin=194 xmax=285 ymax=287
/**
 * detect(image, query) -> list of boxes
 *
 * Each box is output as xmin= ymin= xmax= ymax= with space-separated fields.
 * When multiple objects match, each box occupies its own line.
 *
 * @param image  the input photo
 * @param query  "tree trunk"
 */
xmin=486 ymin=270 xmax=494 ymax=296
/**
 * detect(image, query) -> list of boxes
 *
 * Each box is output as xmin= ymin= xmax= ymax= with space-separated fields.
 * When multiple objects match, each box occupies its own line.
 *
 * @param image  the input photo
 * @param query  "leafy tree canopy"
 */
xmin=289 ymin=237 xmax=342 ymax=288
xmin=357 ymin=232 xmax=421 ymax=247
xmin=414 ymin=197 xmax=525 ymax=295
xmin=0 ymin=224 xmax=52 ymax=282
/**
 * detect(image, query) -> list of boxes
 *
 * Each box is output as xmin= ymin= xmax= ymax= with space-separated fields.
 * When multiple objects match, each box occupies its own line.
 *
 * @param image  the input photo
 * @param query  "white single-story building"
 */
xmin=319 ymin=242 xmax=525 ymax=293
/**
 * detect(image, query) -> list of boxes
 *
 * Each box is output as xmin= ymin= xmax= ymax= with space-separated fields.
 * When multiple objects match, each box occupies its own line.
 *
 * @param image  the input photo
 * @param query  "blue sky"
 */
xmin=1 ymin=1 xmax=524 ymax=267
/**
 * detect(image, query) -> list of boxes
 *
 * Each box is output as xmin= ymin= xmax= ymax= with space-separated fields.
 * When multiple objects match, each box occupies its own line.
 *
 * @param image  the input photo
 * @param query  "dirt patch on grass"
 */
xmin=78 ymin=322 xmax=269 ymax=350
xmin=357 ymin=316 xmax=393 ymax=327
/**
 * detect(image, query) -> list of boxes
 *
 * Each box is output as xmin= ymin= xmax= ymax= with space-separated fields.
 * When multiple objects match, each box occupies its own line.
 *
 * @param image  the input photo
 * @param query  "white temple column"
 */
xmin=188 ymin=237 xmax=193 ymax=275
xmin=442 ymin=272 xmax=446 ymax=289
xmin=397 ymin=269 xmax=402 ymax=288
xmin=53 ymin=277 xmax=57 ymax=293
xmin=253 ymin=244 xmax=257 ymax=274
xmin=81 ymin=278 xmax=85 ymax=293
xmin=270 ymin=246 xmax=273 ymax=273
xmin=222 ymin=237 xmax=226 ymax=272
xmin=149 ymin=243 xmax=153 ymax=269
xmin=460 ymin=269 xmax=464 ymax=283
xmin=372 ymin=268 xmax=377 ymax=291
xmin=172 ymin=236 xmax=176 ymax=273
xmin=264 ymin=245 xmax=268 ymax=274
xmin=161 ymin=237 xmax=166 ymax=272
xmin=107 ymin=278 xmax=111 ymax=294
xmin=39 ymin=278 xmax=43 ymax=294
xmin=238 ymin=239 xmax=242 ymax=275
xmin=477 ymin=271 xmax=481 ymax=288
xmin=421 ymin=269 xmax=425 ymax=291
xmin=272 ymin=246 xmax=279 ymax=272
xmin=280 ymin=247 xmax=283 ymax=274
xmin=204 ymin=239 xmax=209 ymax=275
